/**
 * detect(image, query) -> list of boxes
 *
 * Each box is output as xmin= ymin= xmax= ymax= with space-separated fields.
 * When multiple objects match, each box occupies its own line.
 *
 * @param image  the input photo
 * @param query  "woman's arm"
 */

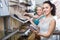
xmin=24 ymin=13 xmax=34 ymax=18
xmin=33 ymin=15 xmax=39 ymax=18
xmin=38 ymin=19 xmax=56 ymax=38
xmin=29 ymin=18 xmax=40 ymax=32
xmin=24 ymin=13 xmax=39 ymax=18
xmin=29 ymin=19 xmax=37 ymax=27
xmin=25 ymin=16 xmax=40 ymax=31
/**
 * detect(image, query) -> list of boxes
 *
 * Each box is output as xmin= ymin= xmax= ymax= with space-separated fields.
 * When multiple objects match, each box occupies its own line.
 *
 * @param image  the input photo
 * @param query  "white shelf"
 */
xmin=9 ymin=0 xmax=19 ymax=3
xmin=9 ymin=2 xmax=18 ymax=7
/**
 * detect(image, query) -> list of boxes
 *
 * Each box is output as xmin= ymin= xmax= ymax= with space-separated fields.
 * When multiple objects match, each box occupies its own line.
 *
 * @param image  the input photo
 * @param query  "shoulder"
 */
xmin=53 ymin=16 xmax=57 ymax=21
xmin=50 ymin=18 xmax=56 ymax=25
xmin=51 ymin=19 xmax=56 ymax=23
xmin=51 ymin=17 xmax=56 ymax=22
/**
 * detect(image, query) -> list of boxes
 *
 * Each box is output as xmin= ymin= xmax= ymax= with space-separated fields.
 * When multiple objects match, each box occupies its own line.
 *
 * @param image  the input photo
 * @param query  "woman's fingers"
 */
xmin=24 ymin=16 xmax=30 ymax=20
xmin=29 ymin=26 xmax=38 ymax=33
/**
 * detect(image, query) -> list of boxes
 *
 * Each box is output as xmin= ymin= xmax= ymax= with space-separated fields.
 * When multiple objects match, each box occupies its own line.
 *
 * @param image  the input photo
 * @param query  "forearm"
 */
xmin=38 ymin=33 xmax=51 ymax=38
xmin=29 ymin=19 xmax=37 ymax=27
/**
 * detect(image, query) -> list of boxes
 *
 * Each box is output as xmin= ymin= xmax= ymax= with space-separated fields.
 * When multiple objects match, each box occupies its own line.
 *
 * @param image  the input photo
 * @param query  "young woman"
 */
xmin=33 ymin=5 xmax=44 ymax=25
xmin=26 ymin=1 xmax=56 ymax=40
xmin=24 ymin=5 xmax=44 ymax=25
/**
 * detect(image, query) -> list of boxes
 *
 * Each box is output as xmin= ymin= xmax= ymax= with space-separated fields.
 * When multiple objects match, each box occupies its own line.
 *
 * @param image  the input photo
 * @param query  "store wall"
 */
xmin=0 ymin=0 xmax=9 ymax=16
xmin=51 ymin=0 xmax=60 ymax=17
xmin=35 ymin=0 xmax=48 ymax=4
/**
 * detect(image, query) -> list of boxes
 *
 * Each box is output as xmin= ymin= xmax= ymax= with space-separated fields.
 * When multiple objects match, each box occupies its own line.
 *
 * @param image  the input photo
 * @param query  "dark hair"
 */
xmin=34 ymin=7 xmax=37 ymax=15
xmin=43 ymin=1 xmax=56 ymax=16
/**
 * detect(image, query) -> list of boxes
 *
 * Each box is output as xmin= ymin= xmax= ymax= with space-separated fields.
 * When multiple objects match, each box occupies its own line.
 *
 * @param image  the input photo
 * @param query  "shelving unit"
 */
xmin=0 ymin=0 xmax=32 ymax=40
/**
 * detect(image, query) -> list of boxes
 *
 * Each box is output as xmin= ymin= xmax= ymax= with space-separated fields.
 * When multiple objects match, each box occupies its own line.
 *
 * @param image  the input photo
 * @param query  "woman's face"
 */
xmin=43 ymin=3 xmax=52 ymax=16
xmin=36 ymin=7 xmax=42 ymax=16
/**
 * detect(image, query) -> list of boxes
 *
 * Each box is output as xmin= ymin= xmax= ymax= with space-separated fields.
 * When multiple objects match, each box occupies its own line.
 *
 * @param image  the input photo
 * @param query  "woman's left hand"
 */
xmin=24 ymin=16 xmax=30 ymax=20
xmin=33 ymin=30 xmax=40 ymax=36
xmin=32 ymin=29 xmax=40 ymax=35
xmin=33 ymin=30 xmax=38 ymax=34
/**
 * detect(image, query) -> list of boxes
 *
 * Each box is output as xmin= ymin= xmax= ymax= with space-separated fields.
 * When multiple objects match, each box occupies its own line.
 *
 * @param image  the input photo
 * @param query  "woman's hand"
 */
xmin=24 ymin=16 xmax=30 ymax=20
xmin=33 ymin=30 xmax=40 ymax=36
xmin=33 ymin=30 xmax=38 ymax=34
xmin=30 ymin=26 xmax=39 ymax=34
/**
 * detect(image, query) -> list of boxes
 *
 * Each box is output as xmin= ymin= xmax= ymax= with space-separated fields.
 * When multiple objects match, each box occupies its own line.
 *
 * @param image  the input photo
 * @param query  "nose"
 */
xmin=43 ymin=8 xmax=46 ymax=13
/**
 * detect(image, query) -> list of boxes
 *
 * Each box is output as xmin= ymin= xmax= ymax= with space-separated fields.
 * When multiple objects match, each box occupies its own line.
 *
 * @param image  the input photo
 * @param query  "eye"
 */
xmin=42 ymin=7 xmax=44 ymax=10
xmin=46 ymin=7 xmax=48 ymax=9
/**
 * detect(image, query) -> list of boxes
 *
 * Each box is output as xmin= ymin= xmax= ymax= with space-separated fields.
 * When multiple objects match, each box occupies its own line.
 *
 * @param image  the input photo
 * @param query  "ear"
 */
xmin=51 ymin=7 xmax=53 ymax=10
